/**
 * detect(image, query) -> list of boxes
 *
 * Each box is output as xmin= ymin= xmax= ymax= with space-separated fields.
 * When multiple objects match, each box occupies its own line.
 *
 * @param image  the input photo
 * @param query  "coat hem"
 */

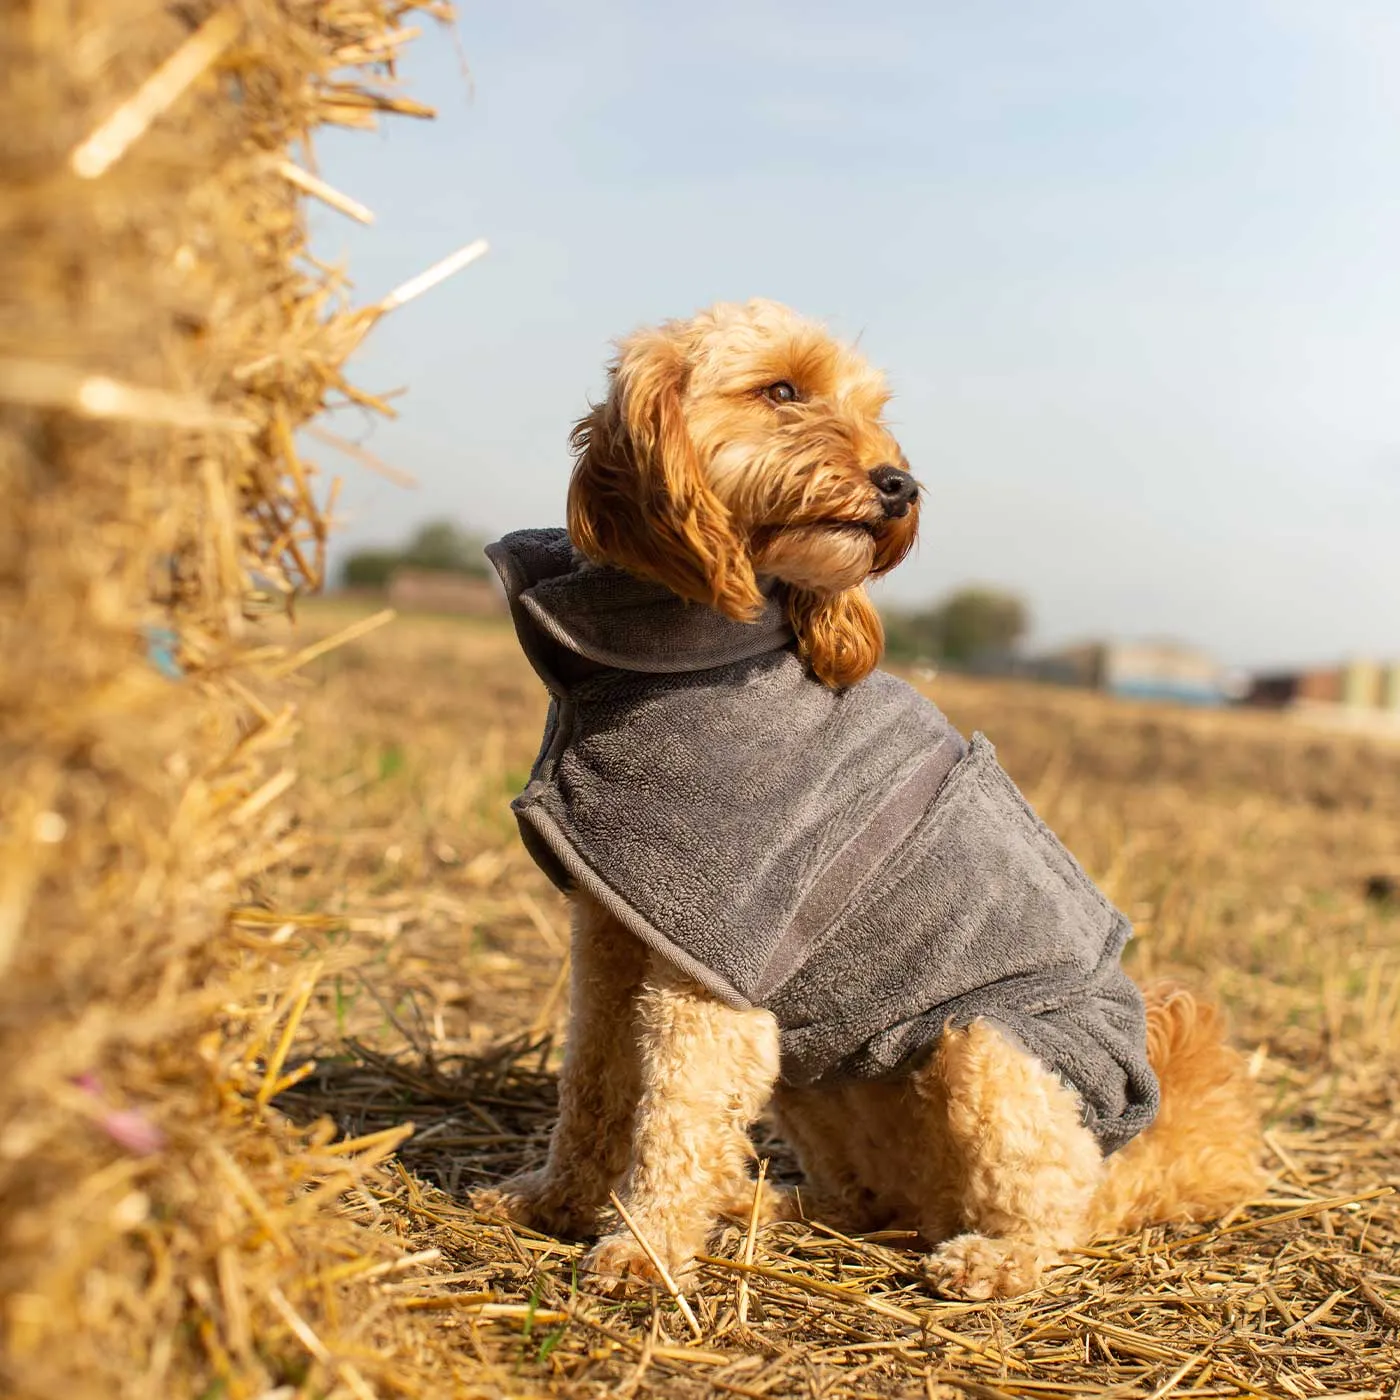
xmin=516 ymin=804 xmax=757 ymax=1013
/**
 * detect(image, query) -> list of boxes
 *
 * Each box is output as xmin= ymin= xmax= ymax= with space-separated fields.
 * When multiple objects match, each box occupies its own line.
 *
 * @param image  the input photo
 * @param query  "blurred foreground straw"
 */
xmin=0 ymin=4 xmax=502 ymax=1397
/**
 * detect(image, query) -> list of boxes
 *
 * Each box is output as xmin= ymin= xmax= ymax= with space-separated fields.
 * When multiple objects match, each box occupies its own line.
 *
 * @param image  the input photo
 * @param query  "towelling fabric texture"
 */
xmin=487 ymin=528 xmax=1159 ymax=1154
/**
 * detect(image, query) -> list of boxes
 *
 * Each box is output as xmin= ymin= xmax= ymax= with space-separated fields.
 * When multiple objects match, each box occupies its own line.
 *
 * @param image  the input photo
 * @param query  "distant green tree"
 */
xmin=399 ymin=520 xmax=490 ymax=577
xmin=882 ymin=586 xmax=1029 ymax=666
xmin=340 ymin=549 xmax=400 ymax=588
xmin=340 ymin=519 xmax=490 ymax=589
xmin=936 ymin=587 xmax=1028 ymax=663
xmin=882 ymin=607 xmax=947 ymax=664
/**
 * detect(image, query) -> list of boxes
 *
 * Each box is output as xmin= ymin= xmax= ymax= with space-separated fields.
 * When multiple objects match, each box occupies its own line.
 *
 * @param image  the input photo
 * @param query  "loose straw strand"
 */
xmin=736 ymin=1159 xmax=768 ymax=1326
xmin=608 ymin=1191 xmax=703 ymax=1342
xmin=378 ymin=238 xmax=490 ymax=313
xmin=70 ymin=9 xmax=241 ymax=179
xmin=277 ymin=160 xmax=375 ymax=225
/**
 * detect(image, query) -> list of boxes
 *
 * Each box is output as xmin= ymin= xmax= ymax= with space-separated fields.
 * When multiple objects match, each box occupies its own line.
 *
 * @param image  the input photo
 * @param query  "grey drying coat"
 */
xmin=487 ymin=528 xmax=1159 ymax=1154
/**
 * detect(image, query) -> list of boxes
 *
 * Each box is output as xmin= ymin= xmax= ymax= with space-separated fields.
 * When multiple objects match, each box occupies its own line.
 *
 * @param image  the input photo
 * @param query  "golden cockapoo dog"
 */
xmin=474 ymin=300 xmax=1262 ymax=1300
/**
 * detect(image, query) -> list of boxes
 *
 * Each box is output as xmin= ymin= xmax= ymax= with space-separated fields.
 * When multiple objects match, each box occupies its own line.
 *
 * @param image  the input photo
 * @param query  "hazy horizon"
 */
xmin=308 ymin=1 xmax=1400 ymax=672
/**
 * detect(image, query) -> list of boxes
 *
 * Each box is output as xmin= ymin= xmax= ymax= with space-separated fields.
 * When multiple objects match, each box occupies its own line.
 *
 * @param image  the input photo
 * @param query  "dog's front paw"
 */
xmin=921 ymin=1234 xmax=1057 ymax=1300
xmin=470 ymin=1170 xmax=599 ymax=1238
xmin=582 ymin=1231 xmax=698 ymax=1297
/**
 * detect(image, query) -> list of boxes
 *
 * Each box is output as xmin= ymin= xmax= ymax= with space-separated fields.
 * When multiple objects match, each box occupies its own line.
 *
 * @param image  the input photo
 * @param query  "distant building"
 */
xmin=384 ymin=568 xmax=506 ymax=617
xmin=1245 ymin=660 xmax=1400 ymax=716
xmin=1028 ymin=640 xmax=1230 ymax=706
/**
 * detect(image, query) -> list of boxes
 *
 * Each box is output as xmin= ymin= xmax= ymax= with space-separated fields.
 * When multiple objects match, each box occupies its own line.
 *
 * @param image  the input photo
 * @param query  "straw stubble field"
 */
xmin=272 ymin=601 xmax=1400 ymax=1400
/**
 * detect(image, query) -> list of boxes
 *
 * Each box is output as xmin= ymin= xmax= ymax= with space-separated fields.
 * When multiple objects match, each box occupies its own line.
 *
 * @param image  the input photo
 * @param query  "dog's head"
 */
xmin=568 ymin=299 xmax=919 ymax=687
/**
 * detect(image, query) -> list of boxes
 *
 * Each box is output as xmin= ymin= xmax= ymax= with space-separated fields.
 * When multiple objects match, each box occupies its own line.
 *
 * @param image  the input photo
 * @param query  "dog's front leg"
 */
xmin=583 ymin=958 xmax=781 ymax=1294
xmin=471 ymin=894 xmax=646 ymax=1237
xmin=919 ymin=1019 xmax=1105 ymax=1301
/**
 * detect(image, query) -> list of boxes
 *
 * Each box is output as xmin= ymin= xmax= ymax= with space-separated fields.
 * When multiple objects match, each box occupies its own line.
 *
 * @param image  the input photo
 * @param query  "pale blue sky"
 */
xmin=311 ymin=0 xmax=1400 ymax=668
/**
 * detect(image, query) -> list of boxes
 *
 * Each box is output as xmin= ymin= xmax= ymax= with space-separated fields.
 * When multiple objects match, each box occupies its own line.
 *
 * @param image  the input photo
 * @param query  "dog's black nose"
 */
xmin=868 ymin=465 xmax=918 ymax=517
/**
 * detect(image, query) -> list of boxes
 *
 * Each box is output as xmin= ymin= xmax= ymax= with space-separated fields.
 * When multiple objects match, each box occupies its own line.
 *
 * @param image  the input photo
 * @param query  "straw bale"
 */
xmin=0 ymin=4 xmax=504 ymax=1397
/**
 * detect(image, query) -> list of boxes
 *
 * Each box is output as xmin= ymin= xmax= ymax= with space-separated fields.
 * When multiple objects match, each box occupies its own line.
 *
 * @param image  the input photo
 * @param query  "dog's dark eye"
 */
xmin=764 ymin=381 xmax=799 ymax=404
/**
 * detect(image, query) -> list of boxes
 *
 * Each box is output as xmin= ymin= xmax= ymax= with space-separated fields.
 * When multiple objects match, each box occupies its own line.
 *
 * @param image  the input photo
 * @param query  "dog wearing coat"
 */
xmin=474 ymin=299 xmax=1262 ymax=1300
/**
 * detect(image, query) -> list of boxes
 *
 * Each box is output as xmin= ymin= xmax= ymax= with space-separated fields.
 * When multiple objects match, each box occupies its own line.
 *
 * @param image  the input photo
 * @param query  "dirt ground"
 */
xmin=271 ymin=601 xmax=1400 ymax=1399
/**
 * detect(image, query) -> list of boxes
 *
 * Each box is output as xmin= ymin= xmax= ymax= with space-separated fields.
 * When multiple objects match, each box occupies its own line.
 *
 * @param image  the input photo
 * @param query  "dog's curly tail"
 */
xmin=1087 ymin=983 xmax=1265 ymax=1239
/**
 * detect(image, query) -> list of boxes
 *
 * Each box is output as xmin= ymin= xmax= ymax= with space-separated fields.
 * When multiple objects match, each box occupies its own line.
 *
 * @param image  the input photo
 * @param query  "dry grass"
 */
xmin=266 ymin=602 xmax=1400 ymax=1400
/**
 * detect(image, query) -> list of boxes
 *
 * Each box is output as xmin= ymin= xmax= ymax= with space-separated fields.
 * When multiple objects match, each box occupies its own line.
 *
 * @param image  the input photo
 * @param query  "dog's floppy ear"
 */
xmin=567 ymin=330 xmax=763 ymax=619
xmin=787 ymin=586 xmax=884 ymax=689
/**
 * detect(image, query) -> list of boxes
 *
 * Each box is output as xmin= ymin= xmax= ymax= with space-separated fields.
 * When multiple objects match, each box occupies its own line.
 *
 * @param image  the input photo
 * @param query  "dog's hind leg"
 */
xmin=918 ymin=1019 xmax=1104 ymax=1300
xmin=1087 ymin=984 xmax=1262 ymax=1237
xmin=471 ymin=893 xmax=647 ymax=1237
xmin=584 ymin=957 xmax=781 ymax=1293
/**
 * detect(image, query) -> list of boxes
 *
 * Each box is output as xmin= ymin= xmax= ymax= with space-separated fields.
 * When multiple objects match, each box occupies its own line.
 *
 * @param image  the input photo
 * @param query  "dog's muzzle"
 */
xmin=868 ymin=465 xmax=918 ymax=518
